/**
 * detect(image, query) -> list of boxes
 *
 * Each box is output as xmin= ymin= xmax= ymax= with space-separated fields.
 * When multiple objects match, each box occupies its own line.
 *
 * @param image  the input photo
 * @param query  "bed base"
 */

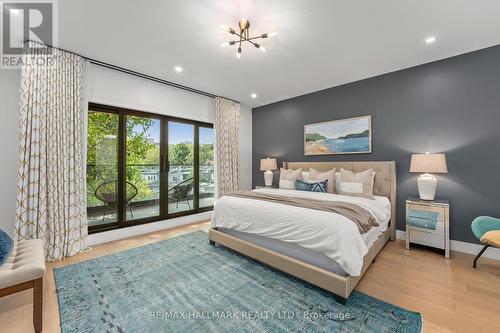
xmin=208 ymin=226 xmax=391 ymax=301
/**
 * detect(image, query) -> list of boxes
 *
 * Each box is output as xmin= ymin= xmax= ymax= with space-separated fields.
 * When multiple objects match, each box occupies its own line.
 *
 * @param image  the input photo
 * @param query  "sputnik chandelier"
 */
xmin=220 ymin=18 xmax=277 ymax=58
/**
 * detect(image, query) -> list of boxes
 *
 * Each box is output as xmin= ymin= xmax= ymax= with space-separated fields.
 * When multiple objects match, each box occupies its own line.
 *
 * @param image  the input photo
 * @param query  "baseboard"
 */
xmin=87 ymin=211 xmax=213 ymax=246
xmin=396 ymin=230 xmax=500 ymax=261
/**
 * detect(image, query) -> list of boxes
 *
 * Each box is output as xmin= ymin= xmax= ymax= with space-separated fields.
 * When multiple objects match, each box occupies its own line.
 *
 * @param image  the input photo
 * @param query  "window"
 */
xmin=125 ymin=115 xmax=161 ymax=221
xmin=86 ymin=111 xmax=119 ymax=227
xmin=199 ymin=127 xmax=215 ymax=208
xmin=86 ymin=104 xmax=214 ymax=233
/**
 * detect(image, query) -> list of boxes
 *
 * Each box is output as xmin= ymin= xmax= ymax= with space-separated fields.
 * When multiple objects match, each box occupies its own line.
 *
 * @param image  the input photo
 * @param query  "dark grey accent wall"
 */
xmin=252 ymin=45 xmax=500 ymax=244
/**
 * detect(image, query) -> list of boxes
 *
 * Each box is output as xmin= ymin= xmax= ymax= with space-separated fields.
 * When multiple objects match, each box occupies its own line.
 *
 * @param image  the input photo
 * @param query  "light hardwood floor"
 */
xmin=1 ymin=221 xmax=499 ymax=333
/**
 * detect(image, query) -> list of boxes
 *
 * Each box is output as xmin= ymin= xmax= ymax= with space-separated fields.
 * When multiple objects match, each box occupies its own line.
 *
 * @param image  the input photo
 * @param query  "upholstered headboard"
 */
xmin=283 ymin=161 xmax=397 ymax=241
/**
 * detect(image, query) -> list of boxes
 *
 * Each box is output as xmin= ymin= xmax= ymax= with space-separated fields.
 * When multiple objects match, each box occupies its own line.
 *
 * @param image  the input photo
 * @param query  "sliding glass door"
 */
xmin=168 ymin=121 xmax=195 ymax=214
xmin=86 ymin=111 xmax=119 ymax=227
xmin=125 ymin=115 xmax=161 ymax=221
xmin=199 ymin=127 xmax=215 ymax=208
xmin=86 ymin=104 xmax=214 ymax=232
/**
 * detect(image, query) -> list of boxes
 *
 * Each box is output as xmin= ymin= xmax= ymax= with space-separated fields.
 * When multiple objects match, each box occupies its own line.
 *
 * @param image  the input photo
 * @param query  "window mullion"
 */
xmin=117 ymin=113 xmax=126 ymax=224
xmin=194 ymin=124 xmax=200 ymax=211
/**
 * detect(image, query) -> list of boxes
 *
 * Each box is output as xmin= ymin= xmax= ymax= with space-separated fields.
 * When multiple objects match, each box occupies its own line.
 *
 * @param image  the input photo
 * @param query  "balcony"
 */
xmin=87 ymin=164 xmax=214 ymax=228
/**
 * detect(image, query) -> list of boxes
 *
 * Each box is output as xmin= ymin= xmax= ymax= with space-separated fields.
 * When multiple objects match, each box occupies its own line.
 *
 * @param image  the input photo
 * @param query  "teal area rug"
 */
xmin=54 ymin=231 xmax=422 ymax=333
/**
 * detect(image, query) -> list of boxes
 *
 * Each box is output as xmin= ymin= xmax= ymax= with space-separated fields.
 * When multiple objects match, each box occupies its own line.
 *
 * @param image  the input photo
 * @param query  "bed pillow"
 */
xmin=295 ymin=179 xmax=328 ymax=193
xmin=279 ymin=168 xmax=302 ymax=190
xmin=338 ymin=168 xmax=375 ymax=199
xmin=309 ymin=168 xmax=336 ymax=193
xmin=301 ymin=171 xmax=310 ymax=182
xmin=334 ymin=172 xmax=341 ymax=192
xmin=0 ymin=229 xmax=14 ymax=266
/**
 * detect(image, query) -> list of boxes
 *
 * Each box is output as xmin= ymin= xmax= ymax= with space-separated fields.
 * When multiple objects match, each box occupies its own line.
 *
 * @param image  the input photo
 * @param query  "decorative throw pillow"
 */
xmin=301 ymin=171 xmax=310 ymax=183
xmin=309 ymin=168 xmax=336 ymax=193
xmin=279 ymin=168 xmax=302 ymax=190
xmin=295 ymin=179 xmax=328 ymax=193
xmin=334 ymin=172 xmax=341 ymax=192
xmin=0 ymin=229 xmax=14 ymax=266
xmin=338 ymin=168 xmax=376 ymax=199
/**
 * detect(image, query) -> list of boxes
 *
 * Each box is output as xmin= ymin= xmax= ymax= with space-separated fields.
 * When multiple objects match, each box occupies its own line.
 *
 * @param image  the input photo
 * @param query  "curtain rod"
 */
xmin=24 ymin=40 xmax=239 ymax=103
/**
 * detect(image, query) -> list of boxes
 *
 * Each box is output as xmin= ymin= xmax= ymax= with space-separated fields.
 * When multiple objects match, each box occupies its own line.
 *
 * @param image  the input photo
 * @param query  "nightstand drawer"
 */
xmin=409 ymin=228 xmax=445 ymax=249
xmin=409 ymin=220 xmax=445 ymax=234
xmin=407 ymin=205 xmax=446 ymax=222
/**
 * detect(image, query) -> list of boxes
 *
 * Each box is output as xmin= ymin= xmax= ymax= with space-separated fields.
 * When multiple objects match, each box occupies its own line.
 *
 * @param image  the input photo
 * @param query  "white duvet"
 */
xmin=211 ymin=189 xmax=391 ymax=276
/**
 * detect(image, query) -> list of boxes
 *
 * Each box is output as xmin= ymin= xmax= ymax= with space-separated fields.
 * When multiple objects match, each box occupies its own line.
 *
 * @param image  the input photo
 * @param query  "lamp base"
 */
xmin=264 ymin=170 xmax=273 ymax=187
xmin=417 ymin=173 xmax=437 ymax=201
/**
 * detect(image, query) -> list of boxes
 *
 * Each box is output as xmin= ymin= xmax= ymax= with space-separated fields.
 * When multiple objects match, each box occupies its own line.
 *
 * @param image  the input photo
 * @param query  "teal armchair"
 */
xmin=471 ymin=216 xmax=500 ymax=268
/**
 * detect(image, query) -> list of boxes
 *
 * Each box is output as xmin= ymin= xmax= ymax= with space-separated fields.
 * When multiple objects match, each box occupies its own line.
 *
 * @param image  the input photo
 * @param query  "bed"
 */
xmin=208 ymin=161 xmax=396 ymax=303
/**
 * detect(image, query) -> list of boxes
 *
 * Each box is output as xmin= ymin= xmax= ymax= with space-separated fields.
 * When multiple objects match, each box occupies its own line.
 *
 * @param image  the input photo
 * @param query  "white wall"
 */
xmin=0 ymin=64 xmax=252 ymax=242
xmin=87 ymin=65 xmax=216 ymax=123
xmin=0 ymin=69 xmax=21 ymax=238
xmin=87 ymin=64 xmax=252 ymax=190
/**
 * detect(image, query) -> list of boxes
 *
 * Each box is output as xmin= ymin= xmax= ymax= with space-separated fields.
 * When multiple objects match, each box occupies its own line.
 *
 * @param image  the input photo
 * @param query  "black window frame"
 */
xmin=87 ymin=103 xmax=214 ymax=234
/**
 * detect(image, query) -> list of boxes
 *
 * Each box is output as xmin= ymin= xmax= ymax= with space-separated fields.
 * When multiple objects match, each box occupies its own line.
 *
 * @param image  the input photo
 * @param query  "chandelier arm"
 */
xmin=244 ymin=39 xmax=260 ymax=48
xmin=247 ymin=36 xmax=264 ymax=41
xmin=230 ymin=31 xmax=244 ymax=39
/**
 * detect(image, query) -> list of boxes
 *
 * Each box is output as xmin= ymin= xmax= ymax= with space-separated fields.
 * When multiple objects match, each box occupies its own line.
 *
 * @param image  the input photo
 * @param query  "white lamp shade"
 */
xmin=260 ymin=158 xmax=277 ymax=171
xmin=410 ymin=153 xmax=448 ymax=173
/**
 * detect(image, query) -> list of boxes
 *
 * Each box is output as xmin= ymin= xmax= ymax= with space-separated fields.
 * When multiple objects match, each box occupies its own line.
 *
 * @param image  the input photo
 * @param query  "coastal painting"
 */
xmin=304 ymin=116 xmax=372 ymax=155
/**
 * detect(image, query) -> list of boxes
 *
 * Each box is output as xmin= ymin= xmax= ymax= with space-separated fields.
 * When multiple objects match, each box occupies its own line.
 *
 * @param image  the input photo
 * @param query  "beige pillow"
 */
xmin=301 ymin=171 xmax=310 ymax=182
xmin=279 ymin=168 xmax=302 ymax=190
xmin=338 ymin=168 xmax=375 ymax=199
xmin=309 ymin=168 xmax=336 ymax=193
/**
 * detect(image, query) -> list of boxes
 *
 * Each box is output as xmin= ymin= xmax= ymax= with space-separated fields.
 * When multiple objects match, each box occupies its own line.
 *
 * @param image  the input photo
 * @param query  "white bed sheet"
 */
xmin=211 ymin=189 xmax=391 ymax=276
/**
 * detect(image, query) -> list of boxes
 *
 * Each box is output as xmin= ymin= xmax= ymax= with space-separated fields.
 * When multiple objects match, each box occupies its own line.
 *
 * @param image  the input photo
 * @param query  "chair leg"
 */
xmin=187 ymin=200 xmax=191 ymax=210
xmin=33 ymin=278 xmax=43 ymax=333
xmin=473 ymin=245 xmax=489 ymax=268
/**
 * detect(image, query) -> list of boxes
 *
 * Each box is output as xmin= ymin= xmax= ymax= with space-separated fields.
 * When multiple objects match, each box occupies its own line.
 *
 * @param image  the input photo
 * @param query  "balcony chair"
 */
xmin=471 ymin=216 xmax=500 ymax=268
xmin=95 ymin=180 xmax=138 ymax=220
xmin=168 ymin=177 xmax=195 ymax=209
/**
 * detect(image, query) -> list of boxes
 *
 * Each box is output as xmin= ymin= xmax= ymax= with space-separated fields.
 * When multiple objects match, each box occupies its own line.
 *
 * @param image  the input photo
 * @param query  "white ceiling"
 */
xmin=58 ymin=0 xmax=500 ymax=107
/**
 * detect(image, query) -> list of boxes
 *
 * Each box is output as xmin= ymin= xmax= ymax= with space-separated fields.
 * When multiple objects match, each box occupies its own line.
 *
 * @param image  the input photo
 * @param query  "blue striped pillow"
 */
xmin=295 ymin=179 xmax=328 ymax=193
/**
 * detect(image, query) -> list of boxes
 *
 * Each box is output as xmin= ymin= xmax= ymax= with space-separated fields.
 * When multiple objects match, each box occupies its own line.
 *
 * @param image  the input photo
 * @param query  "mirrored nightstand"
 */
xmin=406 ymin=197 xmax=450 ymax=258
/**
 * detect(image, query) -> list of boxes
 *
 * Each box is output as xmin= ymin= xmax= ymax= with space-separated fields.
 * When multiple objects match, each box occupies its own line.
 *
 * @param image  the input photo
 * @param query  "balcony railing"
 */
xmin=86 ymin=163 xmax=214 ymax=226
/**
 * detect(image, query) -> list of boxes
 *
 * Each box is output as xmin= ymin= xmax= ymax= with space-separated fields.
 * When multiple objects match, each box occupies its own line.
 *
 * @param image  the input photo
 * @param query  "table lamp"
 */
xmin=260 ymin=157 xmax=277 ymax=187
xmin=410 ymin=152 xmax=448 ymax=201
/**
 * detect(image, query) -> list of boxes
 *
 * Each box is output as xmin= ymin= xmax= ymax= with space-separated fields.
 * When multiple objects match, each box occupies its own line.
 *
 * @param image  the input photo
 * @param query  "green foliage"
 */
xmin=169 ymin=143 xmax=193 ymax=165
xmin=305 ymin=133 xmax=327 ymax=142
xmin=200 ymin=143 xmax=213 ymax=165
xmin=125 ymin=116 xmax=158 ymax=202
xmin=167 ymin=142 xmax=214 ymax=165
xmin=86 ymin=113 xmax=159 ymax=207
xmin=87 ymin=112 xmax=119 ymax=207
xmin=336 ymin=130 xmax=369 ymax=139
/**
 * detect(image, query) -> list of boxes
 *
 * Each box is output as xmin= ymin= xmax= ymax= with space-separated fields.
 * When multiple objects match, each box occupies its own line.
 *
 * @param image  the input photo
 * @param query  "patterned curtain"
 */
xmin=215 ymin=97 xmax=240 ymax=197
xmin=15 ymin=43 xmax=88 ymax=261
